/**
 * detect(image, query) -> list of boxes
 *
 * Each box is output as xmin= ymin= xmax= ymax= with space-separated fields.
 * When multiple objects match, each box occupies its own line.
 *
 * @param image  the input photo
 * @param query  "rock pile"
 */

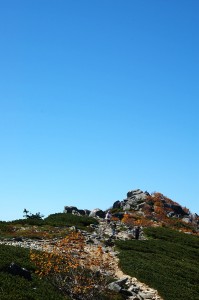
xmin=108 ymin=276 xmax=162 ymax=300
xmin=63 ymin=189 xmax=199 ymax=228
xmin=112 ymin=189 xmax=149 ymax=211
xmin=63 ymin=206 xmax=105 ymax=218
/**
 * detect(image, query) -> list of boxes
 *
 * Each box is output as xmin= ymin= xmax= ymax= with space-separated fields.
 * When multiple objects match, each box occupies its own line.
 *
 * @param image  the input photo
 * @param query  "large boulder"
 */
xmin=127 ymin=189 xmax=148 ymax=201
xmin=84 ymin=209 xmax=91 ymax=216
xmin=112 ymin=200 xmax=121 ymax=209
xmin=63 ymin=206 xmax=91 ymax=216
xmin=89 ymin=208 xmax=105 ymax=218
xmin=63 ymin=206 xmax=79 ymax=213
xmin=127 ymin=189 xmax=143 ymax=198
xmin=111 ymin=189 xmax=148 ymax=211
xmin=8 ymin=262 xmax=32 ymax=281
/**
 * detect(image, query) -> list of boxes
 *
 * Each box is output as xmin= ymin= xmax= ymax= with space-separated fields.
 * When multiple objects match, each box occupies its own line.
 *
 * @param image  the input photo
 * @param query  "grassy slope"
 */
xmin=0 ymin=214 xmax=98 ymax=300
xmin=1 ymin=214 xmax=199 ymax=299
xmin=116 ymin=227 xmax=199 ymax=300
xmin=0 ymin=214 xmax=123 ymax=300
xmin=0 ymin=244 xmax=68 ymax=300
xmin=0 ymin=213 xmax=99 ymax=239
xmin=0 ymin=243 xmax=123 ymax=300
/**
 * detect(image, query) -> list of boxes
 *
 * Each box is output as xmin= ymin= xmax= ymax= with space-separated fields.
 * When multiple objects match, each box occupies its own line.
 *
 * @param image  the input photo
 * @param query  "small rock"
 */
xmin=108 ymin=282 xmax=121 ymax=292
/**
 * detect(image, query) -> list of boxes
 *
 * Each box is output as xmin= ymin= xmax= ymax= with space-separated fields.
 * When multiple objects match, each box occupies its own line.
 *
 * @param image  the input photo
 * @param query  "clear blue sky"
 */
xmin=0 ymin=0 xmax=198 ymax=221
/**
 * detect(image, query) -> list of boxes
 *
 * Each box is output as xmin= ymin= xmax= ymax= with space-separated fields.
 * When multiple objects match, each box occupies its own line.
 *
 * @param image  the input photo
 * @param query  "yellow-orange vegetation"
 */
xmin=120 ymin=192 xmax=197 ymax=233
xmin=30 ymin=231 xmax=114 ymax=299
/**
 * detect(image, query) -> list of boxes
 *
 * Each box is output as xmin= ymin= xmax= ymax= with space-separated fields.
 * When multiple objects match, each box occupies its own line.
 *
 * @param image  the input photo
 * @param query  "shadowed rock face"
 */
xmin=63 ymin=206 xmax=105 ymax=218
xmin=63 ymin=206 xmax=79 ymax=213
xmin=89 ymin=209 xmax=105 ymax=218
xmin=164 ymin=203 xmax=187 ymax=216
xmin=8 ymin=262 xmax=32 ymax=281
xmin=63 ymin=206 xmax=91 ymax=216
xmin=127 ymin=189 xmax=144 ymax=198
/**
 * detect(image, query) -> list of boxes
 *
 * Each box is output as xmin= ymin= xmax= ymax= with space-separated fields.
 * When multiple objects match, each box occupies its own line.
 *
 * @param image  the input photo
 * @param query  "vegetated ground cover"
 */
xmin=0 ymin=214 xmax=123 ymax=300
xmin=116 ymin=227 xmax=199 ymax=300
xmin=0 ymin=213 xmax=98 ymax=239
xmin=0 ymin=244 xmax=123 ymax=300
xmin=44 ymin=213 xmax=98 ymax=228
xmin=0 ymin=244 xmax=68 ymax=300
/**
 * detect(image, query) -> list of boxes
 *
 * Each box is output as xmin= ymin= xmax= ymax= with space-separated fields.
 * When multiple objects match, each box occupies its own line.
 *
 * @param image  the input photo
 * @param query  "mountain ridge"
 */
xmin=64 ymin=189 xmax=199 ymax=235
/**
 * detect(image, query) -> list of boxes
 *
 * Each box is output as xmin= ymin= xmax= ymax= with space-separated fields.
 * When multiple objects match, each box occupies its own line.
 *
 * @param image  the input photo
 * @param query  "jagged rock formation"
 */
xmin=63 ymin=189 xmax=199 ymax=233
xmin=89 ymin=208 xmax=105 ymax=218
xmin=113 ymin=189 xmax=149 ymax=211
xmin=63 ymin=206 xmax=105 ymax=218
xmin=112 ymin=189 xmax=189 ymax=217
xmin=64 ymin=189 xmax=188 ymax=217
xmin=63 ymin=206 xmax=91 ymax=216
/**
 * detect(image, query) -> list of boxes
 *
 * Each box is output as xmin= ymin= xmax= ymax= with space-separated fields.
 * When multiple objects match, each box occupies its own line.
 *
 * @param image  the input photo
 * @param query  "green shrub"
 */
xmin=11 ymin=218 xmax=44 ymax=226
xmin=0 ymin=213 xmax=99 ymax=238
xmin=44 ymin=213 xmax=98 ymax=229
xmin=116 ymin=227 xmax=199 ymax=300
xmin=0 ymin=245 xmax=69 ymax=300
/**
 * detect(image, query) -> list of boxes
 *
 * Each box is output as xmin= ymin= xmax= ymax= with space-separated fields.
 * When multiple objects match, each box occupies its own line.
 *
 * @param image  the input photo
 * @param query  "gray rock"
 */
xmin=114 ymin=277 xmax=129 ymax=287
xmin=139 ymin=291 xmax=156 ymax=299
xmin=127 ymin=189 xmax=143 ymax=197
xmin=123 ymin=203 xmax=131 ymax=210
xmin=108 ymin=282 xmax=121 ymax=292
xmin=63 ymin=206 xmax=91 ymax=216
xmin=128 ymin=285 xmax=140 ymax=293
xmin=128 ymin=296 xmax=142 ymax=300
xmin=72 ymin=210 xmax=81 ymax=215
xmin=111 ymin=189 xmax=148 ymax=211
xmin=182 ymin=217 xmax=190 ymax=223
xmin=84 ymin=209 xmax=91 ymax=215
xmin=89 ymin=208 xmax=105 ymax=218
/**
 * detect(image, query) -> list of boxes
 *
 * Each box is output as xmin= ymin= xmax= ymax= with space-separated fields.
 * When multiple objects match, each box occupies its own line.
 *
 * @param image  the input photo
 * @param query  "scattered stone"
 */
xmin=0 ymin=220 xmax=163 ymax=300
xmin=108 ymin=282 xmax=121 ymax=292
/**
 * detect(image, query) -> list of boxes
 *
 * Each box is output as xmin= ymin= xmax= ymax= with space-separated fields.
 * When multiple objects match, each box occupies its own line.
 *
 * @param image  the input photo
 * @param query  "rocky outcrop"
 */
xmin=63 ymin=206 xmax=91 ymax=216
xmin=113 ymin=189 xmax=148 ymax=211
xmin=63 ymin=188 xmax=198 ymax=231
xmin=89 ymin=208 xmax=105 ymax=218
xmin=63 ymin=206 xmax=106 ymax=219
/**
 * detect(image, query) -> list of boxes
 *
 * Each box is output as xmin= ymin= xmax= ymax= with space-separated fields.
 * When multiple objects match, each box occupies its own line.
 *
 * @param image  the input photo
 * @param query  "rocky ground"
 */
xmin=0 ymin=220 xmax=163 ymax=300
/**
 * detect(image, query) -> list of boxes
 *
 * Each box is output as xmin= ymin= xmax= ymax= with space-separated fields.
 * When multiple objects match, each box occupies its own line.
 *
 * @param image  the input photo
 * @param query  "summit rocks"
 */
xmin=113 ymin=189 xmax=149 ymax=211
xmin=63 ymin=189 xmax=199 ymax=232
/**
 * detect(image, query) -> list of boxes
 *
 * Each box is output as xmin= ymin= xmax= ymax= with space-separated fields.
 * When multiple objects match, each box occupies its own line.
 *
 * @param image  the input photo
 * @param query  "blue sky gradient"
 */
xmin=0 ymin=0 xmax=198 ymax=220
